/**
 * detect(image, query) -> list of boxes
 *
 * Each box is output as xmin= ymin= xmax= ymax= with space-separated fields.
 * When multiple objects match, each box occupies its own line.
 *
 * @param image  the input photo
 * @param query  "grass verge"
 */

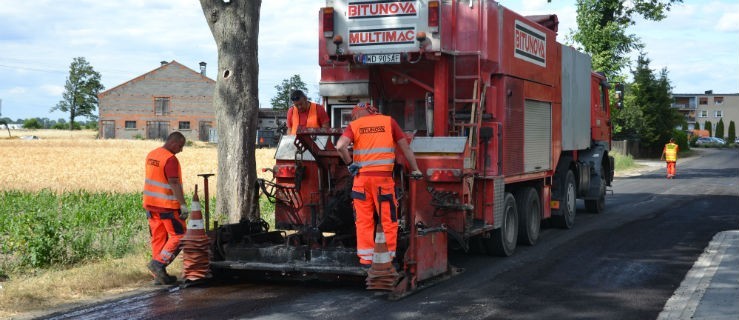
xmin=613 ymin=151 xmax=636 ymax=171
xmin=0 ymin=190 xmax=274 ymax=318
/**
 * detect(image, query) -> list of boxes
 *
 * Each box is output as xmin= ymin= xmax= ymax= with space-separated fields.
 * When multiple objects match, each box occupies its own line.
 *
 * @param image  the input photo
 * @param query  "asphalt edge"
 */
xmin=657 ymin=230 xmax=737 ymax=320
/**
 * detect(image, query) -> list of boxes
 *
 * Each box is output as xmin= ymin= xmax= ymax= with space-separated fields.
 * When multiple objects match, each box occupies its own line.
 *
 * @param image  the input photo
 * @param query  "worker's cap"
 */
xmin=352 ymin=102 xmax=378 ymax=118
xmin=290 ymin=90 xmax=306 ymax=102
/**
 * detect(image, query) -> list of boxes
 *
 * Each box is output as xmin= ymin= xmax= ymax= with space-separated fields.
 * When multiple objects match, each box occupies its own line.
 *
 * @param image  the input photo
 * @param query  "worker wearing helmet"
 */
xmin=660 ymin=138 xmax=679 ymax=179
xmin=336 ymin=103 xmax=422 ymax=267
xmin=286 ymin=89 xmax=330 ymax=135
xmin=143 ymin=131 xmax=189 ymax=285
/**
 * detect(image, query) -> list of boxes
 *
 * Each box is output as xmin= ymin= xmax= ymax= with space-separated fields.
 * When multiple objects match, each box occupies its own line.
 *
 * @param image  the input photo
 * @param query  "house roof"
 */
xmin=98 ymin=60 xmax=215 ymax=98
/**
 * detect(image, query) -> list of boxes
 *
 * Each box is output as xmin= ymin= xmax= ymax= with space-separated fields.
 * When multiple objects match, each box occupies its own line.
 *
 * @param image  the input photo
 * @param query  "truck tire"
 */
xmin=516 ymin=187 xmax=541 ymax=246
xmin=553 ymin=170 xmax=576 ymax=229
xmin=585 ymin=167 xmax=606 ymax=213
xmin=484 ymin=193 xmax=518 ymax=256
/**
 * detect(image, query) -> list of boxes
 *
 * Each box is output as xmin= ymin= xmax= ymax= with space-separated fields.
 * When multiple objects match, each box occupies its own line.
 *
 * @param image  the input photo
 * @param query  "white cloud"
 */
xmin=7 ymin=87 xmax=28 ymax=95
xmin=716 ymin=12 xmax=739 ymax=32
xmin=41 ymin=85 xmax=64 ymax=96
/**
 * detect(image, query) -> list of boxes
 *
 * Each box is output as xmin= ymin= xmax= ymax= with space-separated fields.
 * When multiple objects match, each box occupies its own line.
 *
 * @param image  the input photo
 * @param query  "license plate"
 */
xmin=364 ymin=53 xmax=401 ymax=64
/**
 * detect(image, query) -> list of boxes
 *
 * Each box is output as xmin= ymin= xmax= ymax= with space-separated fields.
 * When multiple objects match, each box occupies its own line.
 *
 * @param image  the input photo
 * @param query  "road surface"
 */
xmin=44 ymin=148 xmax=739 ymax=320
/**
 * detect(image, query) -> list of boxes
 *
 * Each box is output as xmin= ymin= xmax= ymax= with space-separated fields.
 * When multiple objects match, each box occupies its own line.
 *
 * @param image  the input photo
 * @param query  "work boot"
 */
xmin=148 ymin=260 xmax=176 ymax=285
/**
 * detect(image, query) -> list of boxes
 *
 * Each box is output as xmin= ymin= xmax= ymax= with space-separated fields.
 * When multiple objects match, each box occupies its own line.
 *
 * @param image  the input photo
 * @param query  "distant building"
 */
xmin=672 ymin=91 xmax=739 ymax=137
xmin=98 ymin=60 xmax=215 ymax=141
xmin=2 ymin=123 xmax=23 ymax=130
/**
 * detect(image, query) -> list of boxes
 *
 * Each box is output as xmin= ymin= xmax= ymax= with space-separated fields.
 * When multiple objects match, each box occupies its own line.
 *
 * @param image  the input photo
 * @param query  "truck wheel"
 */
xmin=585 ymin=167 xmax=606 ymax=213
xmin=485 ymin=193 xmax=518 ymax=256
xmin=516 ymin=187 xmax=541 ymax=246
xmin=553 ymin=170 xmax=576 ymax=229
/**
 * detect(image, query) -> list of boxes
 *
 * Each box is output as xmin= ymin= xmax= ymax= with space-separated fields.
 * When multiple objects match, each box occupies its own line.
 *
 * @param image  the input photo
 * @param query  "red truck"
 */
xmin=210 ymin=0 xmax=615 ymax=298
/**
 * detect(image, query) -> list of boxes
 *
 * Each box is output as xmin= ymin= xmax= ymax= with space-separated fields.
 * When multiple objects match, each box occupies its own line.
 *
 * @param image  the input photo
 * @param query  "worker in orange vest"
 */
xmin=660 ymin=138 xmax=679 ymax=179
xmin=286 ymin=90 xmax=330 ymax=135
xmin=143 ymin=132 xmax=189 ymax=285
xmin=336 ymin=102 xmax=422 ymax=267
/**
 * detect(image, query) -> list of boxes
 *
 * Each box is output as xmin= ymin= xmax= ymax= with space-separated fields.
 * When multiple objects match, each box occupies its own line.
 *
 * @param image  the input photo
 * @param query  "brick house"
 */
xmin=98 ymin=60 xmax=215 ymax=141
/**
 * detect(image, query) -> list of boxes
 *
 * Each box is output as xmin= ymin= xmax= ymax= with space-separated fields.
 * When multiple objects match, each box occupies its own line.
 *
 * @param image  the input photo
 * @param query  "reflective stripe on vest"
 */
xmin=665 ymin=143 xmax=678 ymax=162
xmin=289 ymin=102 xmax=319 ymax=135
xmin=351 ymin=115 xmax=395 ymax=172
xmin=143 ymin=147 xmax=182 ymax=209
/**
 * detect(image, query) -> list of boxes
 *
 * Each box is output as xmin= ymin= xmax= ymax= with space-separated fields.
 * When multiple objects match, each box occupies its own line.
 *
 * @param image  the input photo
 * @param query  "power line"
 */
xmin=0 ymin=63 xmax=67 ymax=74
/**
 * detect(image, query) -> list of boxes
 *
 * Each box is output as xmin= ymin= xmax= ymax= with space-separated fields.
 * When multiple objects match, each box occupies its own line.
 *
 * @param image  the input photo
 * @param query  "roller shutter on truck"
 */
xmin=524 ymin=100 xmax=552 ymax=172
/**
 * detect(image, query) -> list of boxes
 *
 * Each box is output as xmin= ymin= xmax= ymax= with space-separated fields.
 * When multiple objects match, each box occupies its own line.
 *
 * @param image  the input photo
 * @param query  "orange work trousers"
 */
xmin=147 ymin=210 xmax=187 ymax=265
xmin=351 ymin=174 xmax=398 ymax=265
xmin=666 ymin=161 xmax=676 ymax=178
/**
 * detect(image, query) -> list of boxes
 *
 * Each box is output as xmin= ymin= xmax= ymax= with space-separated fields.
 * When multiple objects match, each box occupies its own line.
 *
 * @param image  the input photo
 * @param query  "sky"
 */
xmin=1 ymin=0 xmax=737 ymax=121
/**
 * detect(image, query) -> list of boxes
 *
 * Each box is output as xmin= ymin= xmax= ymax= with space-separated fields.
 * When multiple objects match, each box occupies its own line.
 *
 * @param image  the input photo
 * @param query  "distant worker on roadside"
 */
xmin=660 ymin=138 xmax=679 ymax=179
xmin=336 ymin=102 xmax=423 ymax=268
xmin=286 ymin=89 xmax=330 ymax=135
xmin=143 ymin=131 xmax=189 ymax=285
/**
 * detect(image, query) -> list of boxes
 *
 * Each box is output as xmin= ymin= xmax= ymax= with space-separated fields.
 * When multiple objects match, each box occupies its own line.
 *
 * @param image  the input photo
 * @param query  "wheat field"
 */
xmin=0 ymin=130 xmax=277 ymax=194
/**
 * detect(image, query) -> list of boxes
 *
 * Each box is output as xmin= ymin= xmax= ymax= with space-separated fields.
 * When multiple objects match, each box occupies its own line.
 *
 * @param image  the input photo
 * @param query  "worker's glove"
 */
xmin=179 ymin=205 xmax=189 ymax=220
xmin=347 ymin=162 xmax=361 ymax=176
xmin=409 ymin=170 xmax=423 ymax=180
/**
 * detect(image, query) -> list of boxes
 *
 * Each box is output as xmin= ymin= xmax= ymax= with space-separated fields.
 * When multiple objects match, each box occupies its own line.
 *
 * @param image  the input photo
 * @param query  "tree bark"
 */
xmin=199 ymin=0 xmax=261 ymax=223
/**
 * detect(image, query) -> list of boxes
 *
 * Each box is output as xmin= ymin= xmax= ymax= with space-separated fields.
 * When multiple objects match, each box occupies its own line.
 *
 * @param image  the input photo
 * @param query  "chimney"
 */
xmin=199 ymin=62 xmax=207 ymax=76
xmin=704 ymin=90 xmax=713 ymax=95
xmin=160 ymin=61 xmax=168 ymax=66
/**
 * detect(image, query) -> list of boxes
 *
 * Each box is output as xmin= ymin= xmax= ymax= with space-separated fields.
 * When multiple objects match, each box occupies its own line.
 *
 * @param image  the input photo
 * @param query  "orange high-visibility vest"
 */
xmin=664 ymin=143 xmax=678 ymax=162
xmin=289 ymin=102 xmax=319 ymax=135
xmin=143 ymin=147 xmax=182 ymax=209
xmin=351 ymin=115 xmax=396 ymax=173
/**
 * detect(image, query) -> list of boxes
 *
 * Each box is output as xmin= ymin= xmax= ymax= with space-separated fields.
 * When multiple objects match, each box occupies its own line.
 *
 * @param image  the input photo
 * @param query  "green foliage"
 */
xmin=259 ymin=195 xmax=276 ymax=230
xmin=612 ymin=151 xmax=635 ymax=172
xmin=0 ymin=190 xmax=144 ymax=271
xmin=672 ymin=129 xmax=689 ymax=152
xmin=570 ymin=0 xmax=682 ymax=80
xmin=23 ymin=118 xmax=43 ymax=129
xmin=611 ymin=83 xmax=644 ymax=139
xmin=715 ymin=118 xmax=725 ymax=139
xmin=51 ymin=57 xmax=105 ymax=131
xmin=705 ymin=121 xmax=713 ymax=137
xmin=728 ymin=121 xmax=736 ymax=144
xmin=628 ymin=54 xmax=680 ymax=153
xmin=270 ymin=74 xmax=308 ymax=110
xmin=0 ymin=190 xmax=278 ymax=274
xmin=51 ymin=122 xmax=82 ymax=130
xmin=694 ymin=121 xmax=700 ymax=130
xmin=689 ymin=134 xmax=699 ymax=147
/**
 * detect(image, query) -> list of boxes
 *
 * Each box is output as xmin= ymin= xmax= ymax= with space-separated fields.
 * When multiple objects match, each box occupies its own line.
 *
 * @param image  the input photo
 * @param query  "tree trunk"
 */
xmin=199 ymin=0 xmax=261 ymax=223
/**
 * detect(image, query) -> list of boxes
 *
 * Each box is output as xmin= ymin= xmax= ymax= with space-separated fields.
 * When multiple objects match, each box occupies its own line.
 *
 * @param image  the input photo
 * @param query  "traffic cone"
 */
xmin=365 ymin=224 xmax=399 ymax=291
xmin=180 ymin=185 xmax=211 ymax=282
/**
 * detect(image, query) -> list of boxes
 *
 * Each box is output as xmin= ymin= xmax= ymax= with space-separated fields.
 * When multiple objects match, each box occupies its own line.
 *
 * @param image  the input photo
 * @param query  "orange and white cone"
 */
xmin=180 ymin=186 xmax=211 ymax=282
xmin=365 ymin=224 xmax=398 ymax=291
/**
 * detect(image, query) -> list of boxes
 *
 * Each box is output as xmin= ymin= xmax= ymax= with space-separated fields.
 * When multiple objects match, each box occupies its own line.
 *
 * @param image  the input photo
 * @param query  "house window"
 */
xmin=155 ymin=97 xmax=170 ymax=115
xmin=714 ymin=97 xmax=723 ymax=105
xmin=714 ymin=110 xmax=723 ymax=118
xmin=125 ymin=121 xmax=136 ymax=129
xmin=179 ymin=121 xmax=191 ymax=130
xmin=699 ymin=97 xmax=708 ymax=105
xmin=699 ymin=110 xmax=707 ymax=118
